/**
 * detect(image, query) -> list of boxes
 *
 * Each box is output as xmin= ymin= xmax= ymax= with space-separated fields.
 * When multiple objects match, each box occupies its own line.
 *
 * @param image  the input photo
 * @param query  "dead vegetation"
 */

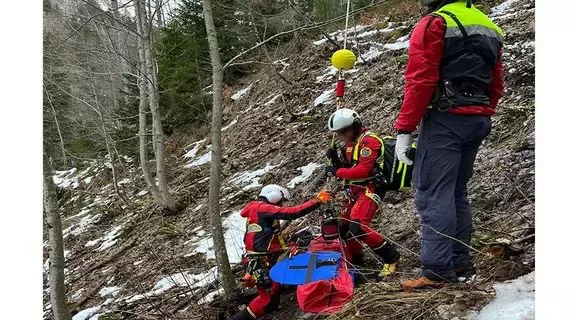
xmin=44 ymin=0 xmax=535 ymax=319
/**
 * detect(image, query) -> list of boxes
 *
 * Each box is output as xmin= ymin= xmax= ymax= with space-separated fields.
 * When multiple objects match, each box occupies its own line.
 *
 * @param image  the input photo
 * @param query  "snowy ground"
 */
xmin=229 ymin=163 xmax=280 ymax=191
xmin=470 ymin=272 xmax=535 ymax=320
xmin=188 ymin=210 xmax=246 ymax=264
xmin=287 ymin=163 xmax=323 ymax=189
xmin=231 ymin=84 xmax=252 ymax=100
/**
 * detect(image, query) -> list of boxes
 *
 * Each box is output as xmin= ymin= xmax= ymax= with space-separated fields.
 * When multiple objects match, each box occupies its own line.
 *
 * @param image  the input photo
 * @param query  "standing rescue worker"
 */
xmin=394 ymin=0 xmax=504 ymax=290
xmin=325 ymin=108 xmax=400 ymax=275
xmin=229 ymin=184 xmax=333 ymax=320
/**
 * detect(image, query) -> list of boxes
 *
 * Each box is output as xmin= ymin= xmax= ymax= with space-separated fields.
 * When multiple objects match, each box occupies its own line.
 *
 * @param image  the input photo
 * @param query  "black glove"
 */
xmin=325 ymin=166 xmax=338 ymax=177
xmin=326 ymin=148 xmax=341 ymax=167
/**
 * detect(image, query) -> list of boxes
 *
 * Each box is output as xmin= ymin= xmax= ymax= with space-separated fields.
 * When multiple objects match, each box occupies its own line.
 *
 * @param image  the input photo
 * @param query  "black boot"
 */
xmin=372 ymin=241 xmax=400 ymax=264
xmin=350 ymin=253 xmax=365 ymax=267
xmin=228 ymin=309 xmax=255 ymax=320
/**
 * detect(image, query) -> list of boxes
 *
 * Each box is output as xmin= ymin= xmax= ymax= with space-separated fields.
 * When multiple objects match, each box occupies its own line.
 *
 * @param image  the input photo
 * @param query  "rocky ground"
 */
xmin=43 ymin=0 xmax=535 ymax=319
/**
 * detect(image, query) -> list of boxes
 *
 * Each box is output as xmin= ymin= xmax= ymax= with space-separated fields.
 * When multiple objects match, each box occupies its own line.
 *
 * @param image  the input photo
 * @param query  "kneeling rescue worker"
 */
xmin=394 ymin=0 xmax=504 ymax=291
xmin=229 ymin=184 xmax=333 ymax=320
xmin=325 ymin=108 xmax=401 ymax=276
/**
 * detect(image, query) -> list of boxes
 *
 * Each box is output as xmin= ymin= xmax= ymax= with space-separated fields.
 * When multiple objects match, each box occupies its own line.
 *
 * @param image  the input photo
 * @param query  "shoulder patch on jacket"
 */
xmin=360 ymin=147 xmax=372 ymax=158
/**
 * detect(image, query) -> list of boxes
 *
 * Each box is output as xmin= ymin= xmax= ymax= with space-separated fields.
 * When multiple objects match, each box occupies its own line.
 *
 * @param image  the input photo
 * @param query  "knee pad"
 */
xmin=373 ymin=241 xmax=400 ymax=264
xmin=229 ymin=309 xmax=254 ymax=320
xmin=263 ymin=292 xmax=281 ymax=314
xmin=348 ymin=220 xmax=366 ymax=240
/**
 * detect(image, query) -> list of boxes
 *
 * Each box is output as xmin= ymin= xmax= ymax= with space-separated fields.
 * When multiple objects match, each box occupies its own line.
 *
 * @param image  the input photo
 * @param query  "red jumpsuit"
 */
xmin=231 ymin=199 xmax=320 ymax=320
xmin=335 ymin=127 xmax=400 ymax=264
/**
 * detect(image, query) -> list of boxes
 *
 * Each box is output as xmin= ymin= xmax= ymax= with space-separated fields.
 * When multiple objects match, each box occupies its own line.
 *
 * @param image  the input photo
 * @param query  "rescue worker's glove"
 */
xmin=325 ymin=166 xmax=338 ymax=177
xmin=241 ymin=273 xmax=255 ymax=288
xmin=395 ymin=133 xmax=414 ymax=166
xmin=326 ymin=148 xmax=341 ymax=167
xmin=316 ymin=190 xmax=334 ymax=203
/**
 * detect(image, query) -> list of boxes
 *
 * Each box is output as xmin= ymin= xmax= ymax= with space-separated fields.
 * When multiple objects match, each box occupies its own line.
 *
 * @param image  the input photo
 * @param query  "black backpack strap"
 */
xmin=439 ymin=10 xmax=469 ymax=40
xmin=440 ymin=9 xmax=496 ymax=69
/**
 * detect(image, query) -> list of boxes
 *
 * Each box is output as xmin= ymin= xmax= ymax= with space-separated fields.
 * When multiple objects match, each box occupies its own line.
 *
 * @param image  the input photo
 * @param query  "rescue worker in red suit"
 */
xmin=393 ymin=0 xmax=504 ymax=291
xmin=325 ymin=108 xmax=400 ymax=275
xmin=229 ymin=184 xmax=333 ymax=320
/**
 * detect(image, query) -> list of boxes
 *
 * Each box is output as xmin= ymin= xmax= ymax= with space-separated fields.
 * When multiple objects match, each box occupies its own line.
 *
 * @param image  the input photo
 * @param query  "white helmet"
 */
xmin=328 ymin=108 xmax=362 ymax=131
xmin=259 ymin=184 xmax=291 ymax=204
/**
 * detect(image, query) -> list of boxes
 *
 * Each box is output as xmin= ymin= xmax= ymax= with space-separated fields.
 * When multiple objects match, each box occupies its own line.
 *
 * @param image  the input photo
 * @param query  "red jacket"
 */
xmin=394 ymin=15 xmax=505 ymax=133
xmin=335 ymin=127 xmax=379 ymax=195
xmin=241 ymin=199 xmax=320 ymax=253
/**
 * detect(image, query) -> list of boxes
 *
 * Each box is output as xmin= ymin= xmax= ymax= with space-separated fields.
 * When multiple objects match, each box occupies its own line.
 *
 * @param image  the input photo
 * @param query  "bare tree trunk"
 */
xmin=45 ymin=88 xmax=68 ymax=168
xmin=135 ymin=0 xmax=163 ymax=205
xmin=155 ymin=0 xmax=165 ymax=28
xmin=202 ymin=0 xmax=236 ymax=295
xmin=88 ymin=74 xmax=127 ymax=203
xmin=43 ymin=150 xmax=72 ymax=320
xmin=137 ymin=0 xmax=175 ymax=210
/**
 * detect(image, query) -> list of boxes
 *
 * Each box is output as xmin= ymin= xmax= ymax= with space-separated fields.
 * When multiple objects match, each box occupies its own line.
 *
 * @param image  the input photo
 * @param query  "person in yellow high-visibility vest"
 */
xmin=393 ymin=0 xmax=504 ymax=291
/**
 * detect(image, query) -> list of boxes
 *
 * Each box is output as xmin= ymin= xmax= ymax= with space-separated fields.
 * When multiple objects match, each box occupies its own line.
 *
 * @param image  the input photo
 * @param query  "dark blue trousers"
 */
xmin=413 ymin=111 xmax=491 ymax=281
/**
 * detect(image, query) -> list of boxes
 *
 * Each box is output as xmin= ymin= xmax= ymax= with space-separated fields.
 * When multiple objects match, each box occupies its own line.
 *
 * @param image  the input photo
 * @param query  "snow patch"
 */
xmin=186 ymin=151 xmax=212 ymax=168
xmin=53 ymin=168 xmax=80 ymax=188
xmin=490 ymin=0 xmax=521 ymax=16
xmin=84 ymin=225 xmax=123 ymax=251
xmin=199 ymin=288 xmax=224 ymax=304
xmin=287 ymin=163 xmax=323 ymax=189
xmin=99 ymin=286 xmax=121 ymax=297
xmin=231 ymin=84 xmax=252 ymax=100
xmin=65 ymin=207 xmax=92 ymax=221
xmin=229 ymin=163 xmax=280 ymax=190
xmin=274 ymin=58 xmax=290 ymax=73
xmin=190 ymin=211 xmax=246 ymax=264
xmin=313 ymin=38 xmax=328 ymax=45
xmin=356 ymin=29 xmax=378 ymax=38
xmin=313 ymin=25 xmax=369 ymax=45
xmin=222 ymin=117 xmax=238 ymax=131
xmin=63 ymin=214 xmax=102 ymax=238
xmin=316 ymin=66 xmax=338 ymax=83
xmin=72 ymin=305 xmax=101 ymax=320
xmin=184 ymin=139 xmax=206 ymax=159
xmin=314 ymin=89 xmax=334 ymax=106
xmin=383 ymin=36 xmax=410 ymax=51
xmin=71 ymin=288 xmax=84 ymax=301
xmin=97 ymin=226 xmax=123 ymax=251
xmin=125 ymin=266 xmax=218 ymax=303
xmin=469 ymin=272 xmax=535 ymax=320
xmin=358 ymin=46 xmax=383 ymax=63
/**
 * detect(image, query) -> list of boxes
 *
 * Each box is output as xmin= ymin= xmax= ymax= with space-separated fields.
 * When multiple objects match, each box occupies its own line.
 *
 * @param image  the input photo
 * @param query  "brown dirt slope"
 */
xmin=44 ymin=0 xmax=535 ymax=319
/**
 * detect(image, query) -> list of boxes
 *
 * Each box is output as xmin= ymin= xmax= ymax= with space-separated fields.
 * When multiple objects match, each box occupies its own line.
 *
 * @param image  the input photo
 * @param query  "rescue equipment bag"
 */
xmin=296 ymin=237 xmax=354 ymax=314
xmin=379 ymin=137 xmax=416 ymax=192
xmin=351 ymin=133 xmax=416 ymax=194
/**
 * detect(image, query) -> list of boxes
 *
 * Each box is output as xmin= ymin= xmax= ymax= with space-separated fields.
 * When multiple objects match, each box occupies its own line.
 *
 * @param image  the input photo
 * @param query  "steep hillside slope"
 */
xmin=43 ymin=0 xmax=535 ymax=319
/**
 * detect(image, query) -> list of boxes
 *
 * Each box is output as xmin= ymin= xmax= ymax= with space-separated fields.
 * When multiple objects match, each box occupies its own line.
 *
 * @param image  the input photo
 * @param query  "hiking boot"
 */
xmin=378 ymin=257 xmax=404 ymax=277
xmin=350 ymin=253 xmax=365 ymax=267
xmin=401 ymin=276 xmax=447 ymax=292
xmin=378 ymin=262 xmax=396 ymax=277
xmin=455 ymin=265 xmax=476 ymax=278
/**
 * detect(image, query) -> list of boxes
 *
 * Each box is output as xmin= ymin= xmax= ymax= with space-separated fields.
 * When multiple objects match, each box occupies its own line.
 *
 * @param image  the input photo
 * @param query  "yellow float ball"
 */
xmin=331 ymin=49 xmax=357 ymax=70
